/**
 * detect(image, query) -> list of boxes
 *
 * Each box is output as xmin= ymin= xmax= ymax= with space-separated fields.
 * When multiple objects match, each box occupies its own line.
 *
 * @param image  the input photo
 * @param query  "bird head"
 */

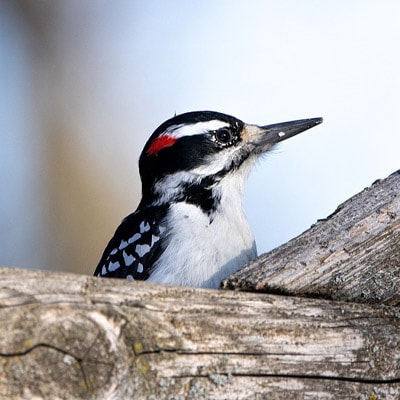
xmin=139 ymin=111 xmax=322 ymax=208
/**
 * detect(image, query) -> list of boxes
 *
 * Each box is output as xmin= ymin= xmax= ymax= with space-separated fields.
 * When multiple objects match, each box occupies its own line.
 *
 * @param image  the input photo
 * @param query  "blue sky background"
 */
xmin=1 ymin=1 xmax=399 ymax=273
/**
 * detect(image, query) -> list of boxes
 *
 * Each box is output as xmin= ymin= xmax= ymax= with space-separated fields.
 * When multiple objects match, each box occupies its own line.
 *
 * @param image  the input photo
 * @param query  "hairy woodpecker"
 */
xmin=94 ymin=111 xmax=322 ymax=288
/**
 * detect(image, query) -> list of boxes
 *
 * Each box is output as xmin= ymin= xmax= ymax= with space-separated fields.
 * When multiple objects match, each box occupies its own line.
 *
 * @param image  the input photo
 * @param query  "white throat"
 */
xmin=148 ymin=158 xmax=257 ymax=288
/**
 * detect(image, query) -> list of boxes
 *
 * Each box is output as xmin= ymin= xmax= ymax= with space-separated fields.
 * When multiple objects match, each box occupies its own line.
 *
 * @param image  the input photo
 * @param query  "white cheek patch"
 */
xmin=153 ymin=171 xmax=200 ymax=203
xmin=190 ymin=146 xmax=240 ymax=176
xmin=153 ymin=146 xmax=245 ymax=195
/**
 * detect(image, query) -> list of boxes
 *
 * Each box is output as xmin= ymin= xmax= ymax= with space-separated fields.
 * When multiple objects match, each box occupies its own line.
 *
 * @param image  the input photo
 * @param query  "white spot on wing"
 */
xmin=139 ymin=221 xmax=150 ymax=233
xmin=101 ymin=265 xmax=107 ymax=275
xmin=137 ymin=263 xmax=143 ymax=273
xmin=110 ymin=248 xmax=118 ymax=255
xmin=108 ymin=261 xmax=120 ymax=272
xmin=128 ymin=233 xmax=141 ymax=243
xmin=126 ymin=275 xmax=134 ymax=281
xmin=123 ymin=251 xmax=135 ymax=266
xmin=159 ymin=225 xmax=167 ymax=234
xmin=136 ymin=244 xmax=151 ymax=257
xmin=278 ymin=131 xmax=285 ymax=137
xmin=119 ymin=240 xmax=128 ymax=250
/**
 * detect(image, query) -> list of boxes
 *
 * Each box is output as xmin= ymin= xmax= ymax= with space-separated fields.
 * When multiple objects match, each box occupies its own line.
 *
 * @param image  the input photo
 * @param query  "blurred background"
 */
xmin=1 ymin=0 xmax=399 ymax=275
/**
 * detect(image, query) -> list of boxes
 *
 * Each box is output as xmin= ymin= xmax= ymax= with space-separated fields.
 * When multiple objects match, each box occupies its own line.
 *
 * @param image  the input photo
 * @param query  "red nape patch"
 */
xmin=146 ymin=135 xmax=178 ymax=156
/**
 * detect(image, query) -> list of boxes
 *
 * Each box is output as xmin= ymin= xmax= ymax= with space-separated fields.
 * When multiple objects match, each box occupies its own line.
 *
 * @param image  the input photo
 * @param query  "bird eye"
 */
xmin=214 ymin=128 xmax=233 ymax=145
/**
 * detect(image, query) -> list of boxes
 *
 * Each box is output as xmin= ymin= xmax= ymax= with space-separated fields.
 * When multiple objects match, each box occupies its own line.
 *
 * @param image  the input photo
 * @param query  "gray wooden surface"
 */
xmin=0 ymin=267 xmax=399 ymax=399
xmin=223 ymin=170 xmax=400 ymax=306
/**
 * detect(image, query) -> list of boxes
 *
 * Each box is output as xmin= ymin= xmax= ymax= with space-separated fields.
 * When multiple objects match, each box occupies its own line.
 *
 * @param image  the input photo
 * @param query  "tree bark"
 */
xmin=223 ymin=170 xmax=400 ymax=306
xmin=0 ymin=267 xmax=399 ymax=399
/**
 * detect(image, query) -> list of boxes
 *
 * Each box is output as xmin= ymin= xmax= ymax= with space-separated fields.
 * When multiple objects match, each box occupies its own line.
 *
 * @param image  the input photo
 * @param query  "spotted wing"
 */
xmin=94 ymin=206 xmax=168 ymax=280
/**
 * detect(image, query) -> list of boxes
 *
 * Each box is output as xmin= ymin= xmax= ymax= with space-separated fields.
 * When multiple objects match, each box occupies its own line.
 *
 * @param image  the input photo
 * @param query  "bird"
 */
xmin=94 ymin=111 xmax=322 ymax=288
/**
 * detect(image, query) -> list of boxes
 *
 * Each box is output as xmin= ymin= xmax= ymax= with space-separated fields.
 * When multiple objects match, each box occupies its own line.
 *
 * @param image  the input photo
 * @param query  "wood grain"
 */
xmin=223 ymin=170 xmax=400 ymax=306
xmin=0 ymin=267 xmax=399 ymax=399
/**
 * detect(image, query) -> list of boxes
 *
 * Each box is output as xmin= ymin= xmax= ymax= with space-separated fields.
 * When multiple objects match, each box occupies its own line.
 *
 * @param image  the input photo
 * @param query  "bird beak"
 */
xmin=244 ymin=117 xmax=323 ymax=152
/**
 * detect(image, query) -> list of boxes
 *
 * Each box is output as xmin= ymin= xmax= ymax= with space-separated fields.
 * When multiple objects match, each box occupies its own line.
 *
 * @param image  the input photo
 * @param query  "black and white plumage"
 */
xmin=94 ymin=111 xmax=322 ymax=288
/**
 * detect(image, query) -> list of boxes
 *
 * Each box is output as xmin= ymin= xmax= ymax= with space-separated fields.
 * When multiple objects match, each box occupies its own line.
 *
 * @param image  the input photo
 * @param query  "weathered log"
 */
xmin=223 ymin=170 xmax=400 ymax=306
xmin=0 ymin=267 xmax=399 ymax=399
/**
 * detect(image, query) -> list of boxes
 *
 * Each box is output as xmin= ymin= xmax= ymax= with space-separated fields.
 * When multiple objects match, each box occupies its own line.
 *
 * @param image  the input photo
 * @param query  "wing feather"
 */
xmin=94 ymin=206 xmax=168 ymax=280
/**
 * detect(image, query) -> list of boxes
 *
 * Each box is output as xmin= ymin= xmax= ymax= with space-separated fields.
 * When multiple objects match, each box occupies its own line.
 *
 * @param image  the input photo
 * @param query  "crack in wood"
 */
xmin=0 ymin=341 xmax=116 ymax=392
xmin=169 ymin=372 xmax=400 ymax=385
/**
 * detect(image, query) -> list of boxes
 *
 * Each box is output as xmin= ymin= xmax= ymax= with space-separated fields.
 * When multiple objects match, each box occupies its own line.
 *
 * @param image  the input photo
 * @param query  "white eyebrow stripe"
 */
xmin=165 ymin=120 xmax=230 ymax=138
